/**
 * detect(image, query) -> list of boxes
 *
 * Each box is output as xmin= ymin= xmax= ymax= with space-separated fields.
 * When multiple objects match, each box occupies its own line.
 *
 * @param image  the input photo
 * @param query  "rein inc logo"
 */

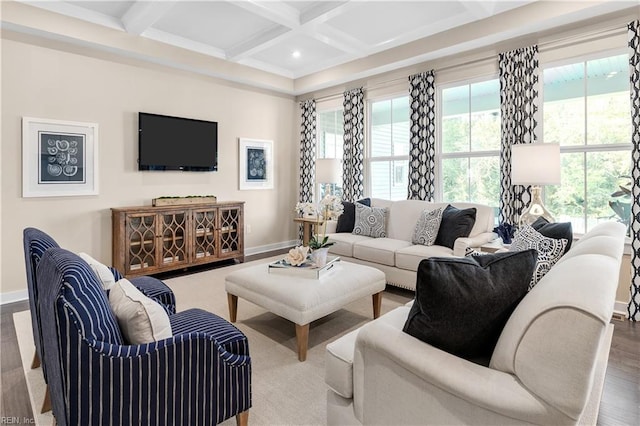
xmin=0 ymin=418 xmax=35 ymax=424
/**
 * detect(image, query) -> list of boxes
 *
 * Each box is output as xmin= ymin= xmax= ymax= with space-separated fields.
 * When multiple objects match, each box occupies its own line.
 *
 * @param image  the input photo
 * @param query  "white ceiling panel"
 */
xmin=67 ymin=1 xmax=134 ymax=19
xmin=152 ymin=1 xmax=284 ymax=51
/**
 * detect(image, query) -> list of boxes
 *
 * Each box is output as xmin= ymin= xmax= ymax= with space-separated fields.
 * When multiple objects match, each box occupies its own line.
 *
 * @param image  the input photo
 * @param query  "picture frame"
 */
xmin=238 ymin=138 xmax=274 ymax=190
xmin=22 ymin=117 xmax=99 ymax=197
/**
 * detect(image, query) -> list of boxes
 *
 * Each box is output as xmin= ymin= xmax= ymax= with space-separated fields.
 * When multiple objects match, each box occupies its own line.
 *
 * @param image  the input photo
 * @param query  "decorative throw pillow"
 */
xmin=403 ymin=250 xmax=538 ymax=360
xmin=336 ymin=198 xmax=371 ymax=233
xmin=108 ymin=278 xmax=172 ymax=344
xmin=434 ymin=205 xmax=477 ymax=249
xmin=412 ymin=207 xmax=444 ymax=246
xmin=531 ymin=217 xmax=573 ymax=253
xmin=510 ymin=224 xmax=568 ymax=289
xmin=353 ymin=203 xmax=387 ymax=238
xmin=77 ymin=252 xmax=116 ymax=290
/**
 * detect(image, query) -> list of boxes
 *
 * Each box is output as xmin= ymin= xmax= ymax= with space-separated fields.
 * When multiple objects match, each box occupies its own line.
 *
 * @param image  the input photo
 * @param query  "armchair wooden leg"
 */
xmin=235 ymin=410 xmax=249 ymax=426
xmin=41 ymin=385 xmax=52 ymax=413
xmin=31 ymin=351 xmax=41 ymax=369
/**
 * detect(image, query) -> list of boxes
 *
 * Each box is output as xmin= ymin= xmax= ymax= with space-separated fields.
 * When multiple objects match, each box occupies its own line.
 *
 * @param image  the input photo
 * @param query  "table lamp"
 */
xmin=511 ymin=143 xmax=561 ymax=226
xmin=315 ymin=158 xmax=341 ymax=198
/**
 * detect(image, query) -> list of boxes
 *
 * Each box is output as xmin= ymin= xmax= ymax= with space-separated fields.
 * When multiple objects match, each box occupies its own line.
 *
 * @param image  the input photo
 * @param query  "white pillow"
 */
xmin=353 ymin=203 xmax=387 ymax=238
xmin=109 ymin=278 xmax=172 ymax=344
xmin=77 ymin=252 xmax=116 ymax=290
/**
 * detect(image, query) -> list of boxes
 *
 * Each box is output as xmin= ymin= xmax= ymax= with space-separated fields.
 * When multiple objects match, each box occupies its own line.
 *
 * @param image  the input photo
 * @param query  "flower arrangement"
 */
xmin=308 ymin=195 xmax=345 ymax=249
xmin=295 ymin=202 xmax=318 ymax=218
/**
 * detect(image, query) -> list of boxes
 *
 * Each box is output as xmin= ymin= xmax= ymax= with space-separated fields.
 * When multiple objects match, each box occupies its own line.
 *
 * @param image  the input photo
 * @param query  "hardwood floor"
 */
xmin=2 ymin=253 xmax=638 ymax=424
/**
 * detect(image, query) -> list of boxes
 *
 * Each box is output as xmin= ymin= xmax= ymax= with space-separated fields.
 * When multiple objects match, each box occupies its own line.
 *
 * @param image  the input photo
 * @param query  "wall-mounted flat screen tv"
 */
xmin=138 ymin=112 xmax=218 ymax=171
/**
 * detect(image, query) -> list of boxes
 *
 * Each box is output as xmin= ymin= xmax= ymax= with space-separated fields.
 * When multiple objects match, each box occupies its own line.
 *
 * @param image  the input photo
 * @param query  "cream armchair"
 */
xmin=325 ymin=221 xmax=625 ymax=425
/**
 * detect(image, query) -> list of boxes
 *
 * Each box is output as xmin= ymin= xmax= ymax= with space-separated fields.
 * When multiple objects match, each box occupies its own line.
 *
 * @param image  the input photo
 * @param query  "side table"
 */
xmin=293 ymin=217 xmax=324 ymax=246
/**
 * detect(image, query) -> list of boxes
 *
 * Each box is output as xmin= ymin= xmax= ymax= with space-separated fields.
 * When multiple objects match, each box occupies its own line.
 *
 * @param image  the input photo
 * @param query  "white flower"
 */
xmin=295 ymin=202 xmax=318 ymax=217
xmin=285 ymin=245 xmax=310 ymax=266
xmin=319 ymin=195 xmax=344 ymax=220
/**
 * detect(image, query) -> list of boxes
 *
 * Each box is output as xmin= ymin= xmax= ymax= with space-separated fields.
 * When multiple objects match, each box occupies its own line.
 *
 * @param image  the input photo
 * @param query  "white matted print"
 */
xmin=239 ymin=138 xmax=273 ymax=190
xmin=22 ymin=117 xmax=98 ymax=197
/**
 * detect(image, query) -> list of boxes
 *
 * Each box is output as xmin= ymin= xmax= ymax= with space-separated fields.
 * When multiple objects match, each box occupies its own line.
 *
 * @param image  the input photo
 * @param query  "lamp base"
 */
xmin=518 ymin=186 xmax=554 ymax=226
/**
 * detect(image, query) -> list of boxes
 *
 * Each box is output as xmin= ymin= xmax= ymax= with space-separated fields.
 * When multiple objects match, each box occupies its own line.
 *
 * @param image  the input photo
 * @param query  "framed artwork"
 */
xmin=238 ymin=138 xmax=274 ymax=190
xmin=22 ymin=117 xmax=99 ymax=197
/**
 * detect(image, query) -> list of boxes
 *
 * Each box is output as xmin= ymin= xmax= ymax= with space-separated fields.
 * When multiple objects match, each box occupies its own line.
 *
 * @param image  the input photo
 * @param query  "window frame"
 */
xmin=540 ymin=48 xmax=631 ymax=235
xmin=365 ymin=93 xmax=411 ymax=200
xmin=435 ymin=74 xmax=501 ymax=204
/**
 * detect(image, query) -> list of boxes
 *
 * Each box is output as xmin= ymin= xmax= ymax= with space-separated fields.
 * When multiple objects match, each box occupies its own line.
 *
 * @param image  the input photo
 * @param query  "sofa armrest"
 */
xmin=352 ymin=319 xmax=570 ymax=425
xmin=452 ymin=232 xmax=496 ymax=256
xmin=325 ymin=219 xmax=338 ymax=234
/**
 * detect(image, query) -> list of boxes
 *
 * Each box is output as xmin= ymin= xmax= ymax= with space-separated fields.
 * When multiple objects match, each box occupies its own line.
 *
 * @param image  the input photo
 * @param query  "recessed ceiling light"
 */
xmin=292 ymin=50 xmax=301 ymax=59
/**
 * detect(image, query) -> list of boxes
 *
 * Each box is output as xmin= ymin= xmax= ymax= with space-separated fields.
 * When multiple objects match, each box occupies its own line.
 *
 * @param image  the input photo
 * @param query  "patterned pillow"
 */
xmin=412 ymin=207 xmax=444 ymax=246
xmin=510 ymin=224 xmax=568 ymax=289
xmin=353 ymin=203 xmax=387 ymax=238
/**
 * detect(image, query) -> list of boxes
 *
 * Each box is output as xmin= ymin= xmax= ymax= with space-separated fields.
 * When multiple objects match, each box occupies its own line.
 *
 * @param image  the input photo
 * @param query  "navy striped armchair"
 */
xmin=37 ymin=248 xmax=251 ymax=426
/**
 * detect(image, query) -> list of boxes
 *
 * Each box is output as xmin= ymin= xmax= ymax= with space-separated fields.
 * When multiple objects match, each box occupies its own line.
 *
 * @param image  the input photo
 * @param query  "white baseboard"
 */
xmin=1 ymin=289 xmax=29 ymax=305
xmin=245 ymin=240 xmax=296 ymax=256
xmin=613 ymin=301 xmax=629 ymax=320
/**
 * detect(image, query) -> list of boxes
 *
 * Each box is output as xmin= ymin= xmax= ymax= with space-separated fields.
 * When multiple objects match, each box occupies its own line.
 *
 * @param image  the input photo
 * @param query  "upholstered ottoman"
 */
xmin=225 ymin=260 xmax=386 ymax=361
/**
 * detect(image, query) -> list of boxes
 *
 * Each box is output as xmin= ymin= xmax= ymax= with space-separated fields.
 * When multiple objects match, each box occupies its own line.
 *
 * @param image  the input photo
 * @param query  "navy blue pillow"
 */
xmin=531 ymin=217 xmax=573 ymax=253
xmin=434 ymin=205 xmax=477 ymax=249
xmin=336 ymin=198 xmax=371 ymax=233
xmin=403 ymin=250 xmax=538 ymax=361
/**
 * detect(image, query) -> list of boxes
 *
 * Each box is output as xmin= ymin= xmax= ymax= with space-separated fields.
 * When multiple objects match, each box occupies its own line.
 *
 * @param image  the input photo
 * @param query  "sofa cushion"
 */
xmin=325 ymin=306 xmax=412 ymax=399
xmin=531 ymin=217 xmax=573 ymax=253
xmin=77 ymin=252 xmax=116 ymax=290
xmin=353 ymin=204 xmax=387 ymax=238
xmin=395 ymin=244 xmax=455 ymax=272
xmin=403 ymin=250 xmax=537 ymax=360
xmin=327 ymin=233 xmax=371 ymax=257
xmin=353 ymin=238 xmax=412 ymax=266
xmin=434 ymin=205 xmax=477 ymax=249
xmin=510 ymin=225 xmax=567 ymax=289
xmin=109 ymin=278 xmax=172 ymax=344
xmin=336 ymin=198 xmax=371 ymax=233
xmin=412 ymin=207 xmax=444 ymax=246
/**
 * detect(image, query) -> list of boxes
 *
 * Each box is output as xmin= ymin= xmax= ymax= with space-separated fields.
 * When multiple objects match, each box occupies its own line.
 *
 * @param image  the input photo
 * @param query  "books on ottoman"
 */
xmin=268 ymin=256 xmax=341 ymax=279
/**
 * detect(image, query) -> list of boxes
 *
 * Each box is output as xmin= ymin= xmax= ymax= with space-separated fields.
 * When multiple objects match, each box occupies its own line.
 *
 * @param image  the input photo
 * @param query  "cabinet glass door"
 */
xmin=160 ymin=211 xmax=188 ymax=266
xmin=126 ymin=213 xmax=157 ymax=273
xmin=219 ymin=207 xmax=242 ymax=257
xmin=192 ymin=208 xmax=217 ymax=262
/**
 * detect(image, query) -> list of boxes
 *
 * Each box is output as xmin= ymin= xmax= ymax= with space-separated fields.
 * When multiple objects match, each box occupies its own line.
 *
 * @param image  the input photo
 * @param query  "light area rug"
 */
xmin=14 ymin=256 xmax=412 ymax=425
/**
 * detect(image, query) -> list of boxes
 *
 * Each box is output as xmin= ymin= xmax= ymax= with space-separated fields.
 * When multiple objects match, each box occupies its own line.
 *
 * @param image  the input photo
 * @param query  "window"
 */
xmin=368 ymin=96 xmax=410 ymax=200
xmin=542 ymin=53 xmax=631 ymax=234
xmin=317 ymin=109 xmax=343 ymax=200
xmin=439 ymin=78 xmax=501 ymax=213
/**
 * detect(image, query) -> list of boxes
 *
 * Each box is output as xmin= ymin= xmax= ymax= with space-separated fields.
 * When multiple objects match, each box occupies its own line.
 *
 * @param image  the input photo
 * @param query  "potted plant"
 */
xmin=308 ymin=195 xmax=344 ymax=266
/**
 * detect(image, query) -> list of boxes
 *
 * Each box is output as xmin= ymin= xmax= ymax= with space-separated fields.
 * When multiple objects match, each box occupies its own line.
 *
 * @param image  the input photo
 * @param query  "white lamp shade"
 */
xmin=511 ymin=143 xmax=561 ymax=185
xmin=316 ymin=158 xmax=342 ymax=184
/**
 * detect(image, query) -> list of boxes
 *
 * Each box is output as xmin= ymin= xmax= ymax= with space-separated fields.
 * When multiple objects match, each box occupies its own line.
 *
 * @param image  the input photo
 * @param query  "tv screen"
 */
xmin=138 ymin=112 xmax=218 ymax=171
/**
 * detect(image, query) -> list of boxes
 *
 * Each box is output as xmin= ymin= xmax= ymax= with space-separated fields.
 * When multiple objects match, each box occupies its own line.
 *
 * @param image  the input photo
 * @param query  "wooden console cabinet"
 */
xmin=112 ymin=201 xmax=244 ymax=277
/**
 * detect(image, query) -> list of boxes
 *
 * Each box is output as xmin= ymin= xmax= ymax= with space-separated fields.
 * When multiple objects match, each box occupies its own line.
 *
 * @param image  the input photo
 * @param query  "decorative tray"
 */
xmin=268 ymin=256 xmax=341 ymax=279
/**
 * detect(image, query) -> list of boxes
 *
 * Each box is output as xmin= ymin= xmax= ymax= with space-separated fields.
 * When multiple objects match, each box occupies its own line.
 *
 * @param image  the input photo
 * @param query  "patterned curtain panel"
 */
xmin=498 ymin=45 xmax=540 ymax=226
xmin=343 ymin=88 xmax=365 ymax=201
xmin=299 ymin=99 xmax=317 ymax=241
xmin=628 ymin=20 xmax=640 ymax=321
xmin=408 ymin=70 xmax=436 ymax=201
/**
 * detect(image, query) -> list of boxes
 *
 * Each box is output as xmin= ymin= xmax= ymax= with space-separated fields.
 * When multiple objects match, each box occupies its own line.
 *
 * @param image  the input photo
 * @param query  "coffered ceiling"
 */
xmin=5 ymin=1 xmax=640 ymax=95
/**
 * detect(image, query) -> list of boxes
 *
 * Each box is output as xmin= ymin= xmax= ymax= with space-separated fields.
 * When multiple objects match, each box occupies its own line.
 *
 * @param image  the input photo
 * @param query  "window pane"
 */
xmin=586 ymin=55 xmax=631 ymax=145
xmin=546 ymin=153 xmax=586 ymax=233
xmin=392 ymin=97 xmax=410 ymax=156
xmin=369 ymin=160 xmax=407 ymax=201
xmin=442 ymin=158 xmax=469 ymax=202
xmin=543 ymin=63 xmax=585 ymax=146
xmin=318 ymin=110 xmax=344 ymax=158
xmin=469 ymin=156 xmax=500 ymax=208
xmin=371 ymin=100 xmax=392 ymax=156
xmin=586 ymin=151 xmax=630 ymax=232
xmin=470 ymin=80 xmax=500 ymax=151
xmin=442 ymin=86 xmax=469 ymax=153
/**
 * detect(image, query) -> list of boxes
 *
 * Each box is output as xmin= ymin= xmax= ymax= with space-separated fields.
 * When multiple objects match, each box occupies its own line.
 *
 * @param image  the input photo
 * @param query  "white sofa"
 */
xmin=324 ymin=221 xmax=625 ymax=425
xmin=326 ymin=199 xmax=495 ymax=290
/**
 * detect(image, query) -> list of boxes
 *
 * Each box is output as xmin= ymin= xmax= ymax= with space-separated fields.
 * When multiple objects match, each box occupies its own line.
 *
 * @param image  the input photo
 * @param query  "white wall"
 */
xmin=1 ymin=37 xmax=298 ymax=298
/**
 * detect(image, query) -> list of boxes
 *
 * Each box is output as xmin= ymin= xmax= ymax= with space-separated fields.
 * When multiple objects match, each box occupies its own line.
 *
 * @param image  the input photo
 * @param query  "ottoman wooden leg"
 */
xmin=227 ymin=293 xmax=238 ymax=322
xmin=295 ymin=323 xmax=310 ymax=362
xmin=372 ymin=292 xmax=382 ymax=319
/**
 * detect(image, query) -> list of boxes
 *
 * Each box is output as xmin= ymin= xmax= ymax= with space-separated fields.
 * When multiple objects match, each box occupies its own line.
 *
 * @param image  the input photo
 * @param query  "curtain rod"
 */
xmin=304 ymin=21 xmax=628 ymax=104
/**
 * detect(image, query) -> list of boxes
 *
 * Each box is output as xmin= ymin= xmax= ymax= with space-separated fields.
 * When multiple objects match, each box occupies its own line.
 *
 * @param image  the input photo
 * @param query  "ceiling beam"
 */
xmin=229 ymin=0 xmax=300 ymax=29
xmin=121 ymin=1 xmax=177 ymax=35
xmin=226 ymin=25 xmax=292 ymax=60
